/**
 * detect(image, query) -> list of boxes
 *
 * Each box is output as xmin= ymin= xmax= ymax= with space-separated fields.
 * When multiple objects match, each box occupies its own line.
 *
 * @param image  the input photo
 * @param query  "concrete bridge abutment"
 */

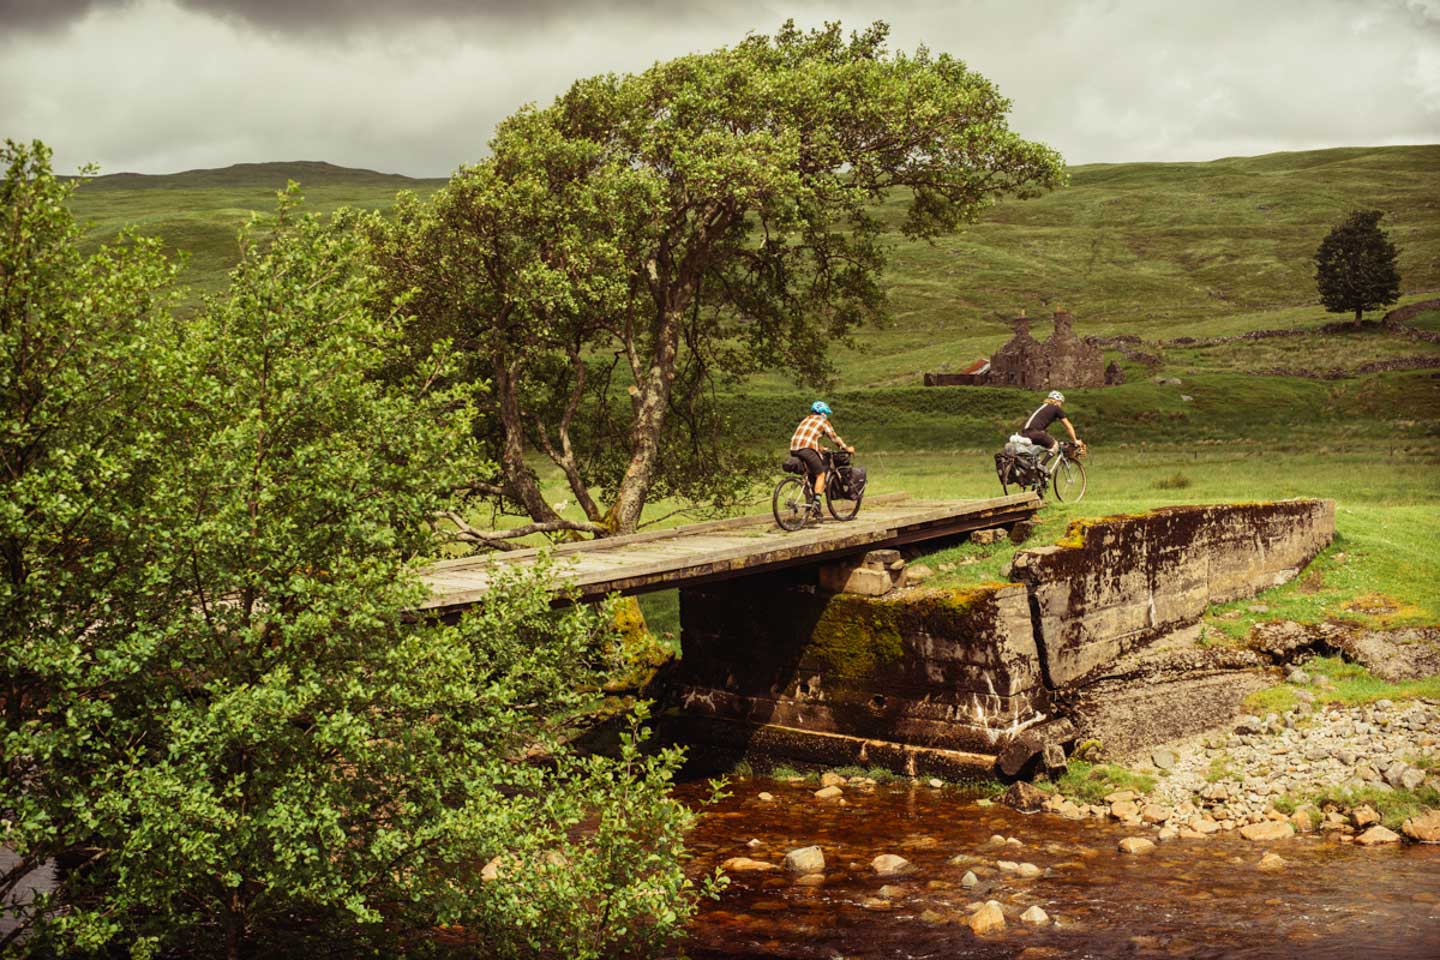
xmin=660 ymin=499 xmax=1337 ymax=778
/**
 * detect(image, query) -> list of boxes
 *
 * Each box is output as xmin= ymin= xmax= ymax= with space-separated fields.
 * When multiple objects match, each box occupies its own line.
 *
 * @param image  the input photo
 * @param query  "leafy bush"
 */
xmin=2 ymin=146 xmax=710 ymax=959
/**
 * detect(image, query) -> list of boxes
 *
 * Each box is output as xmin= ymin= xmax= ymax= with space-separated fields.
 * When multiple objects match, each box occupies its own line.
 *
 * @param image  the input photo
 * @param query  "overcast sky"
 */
xmin=2 ymin=0 xmax=1437 ymax=177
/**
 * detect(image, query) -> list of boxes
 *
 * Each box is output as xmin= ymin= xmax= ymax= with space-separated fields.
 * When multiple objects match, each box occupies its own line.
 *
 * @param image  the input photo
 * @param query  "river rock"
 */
xmin=1157 ymin=826 xmax=1179 ymax=842
xmin=1356 ymin=825 xmax=1402 ymax=845
xmin=871 ymin=854 xmax=914 ymax=877
xmin=968 ymin=900 xmax=1006 ymax=935
xmin=878 ymin=884 xmax=907 ymax=899
xmin=820 ymin=772 xmax=846 ymax=788
xmin=1291 ymin=809 xmax=1314 ymax=833
xmin=1257 ymin=852 xmax=1286 ymax=871
xmin=1239 ymin=821 xmax=1294 ymax=842
xmin=784 ymin=846 xmax=826 ymax=875
xmin=1110 ymin=799 xmax=1139 ymax=820
xmin=1402 ymin=809 xmax=1440 ymax=842
xmin=928 ymin=778 xmax=944 ymax=789
xmin=997 ymin=860 xmax=1020 ymax=873
xmin=1105 ymin=790 xmax=1139 ymax=803
xmin=795 ymin=873 xmax=826 ymax=886
xmin=757 ymin=791 xmax=775 ymax=802
xmin=814 ymin=785 xmax=843 ymax=800
xmin=1016 ymin=862 xmax=1043 ymax=879
xmin=1021 ymin=905 xmax=1050 ymax=925
xmin=722 ymin=857 xmax=779 ymax=872
xmin=1400 ymin=768 xmax=1427 ymax=791
xmin=1141 ymin=803 xmax=1173 ymax=824
xmin=1057 ymin=799 xmax=1086 ymax=819
xmin=1002 ymin=781 xmax=1051 ymax=812
xmin=1352 ymin=806 xmax=1380 ymax=828
xmin=861 ymin=897 xmax=892 ymax=911
xmin=961 ymin=870 xmax=979 ymax=888
xmin=1118 ymin=837 xmax=1156 ymax=855
xmin=1152 ymin=748 xmax=1180 ymax=770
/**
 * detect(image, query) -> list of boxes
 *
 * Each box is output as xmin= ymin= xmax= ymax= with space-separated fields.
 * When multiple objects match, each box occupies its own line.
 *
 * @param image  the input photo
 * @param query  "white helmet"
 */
xmin=1047 ymin=390 xmax=1065 ymax=403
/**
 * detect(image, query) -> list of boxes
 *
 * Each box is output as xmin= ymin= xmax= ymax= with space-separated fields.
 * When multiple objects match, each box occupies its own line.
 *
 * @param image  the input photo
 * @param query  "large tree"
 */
xmin=374 ymin=20 xmax=1064 ymax=540
xmin=1314 ymin=209 xmax=1401 ymax=322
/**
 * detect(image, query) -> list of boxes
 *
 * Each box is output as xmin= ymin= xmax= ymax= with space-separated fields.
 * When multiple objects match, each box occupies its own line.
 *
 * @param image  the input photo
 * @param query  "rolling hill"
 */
xmin=66 ymin=145 xmax=1440 ymax=389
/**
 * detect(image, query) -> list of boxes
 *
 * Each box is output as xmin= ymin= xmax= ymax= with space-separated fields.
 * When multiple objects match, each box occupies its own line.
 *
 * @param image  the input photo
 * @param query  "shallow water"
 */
xmin=677 ymin=779 xmax=1440 ymax=959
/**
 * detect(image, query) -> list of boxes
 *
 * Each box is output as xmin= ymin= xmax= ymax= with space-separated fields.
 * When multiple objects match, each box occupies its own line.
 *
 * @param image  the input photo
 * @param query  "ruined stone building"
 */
xmin=979 ymin=309 xmax=1105 ymax=390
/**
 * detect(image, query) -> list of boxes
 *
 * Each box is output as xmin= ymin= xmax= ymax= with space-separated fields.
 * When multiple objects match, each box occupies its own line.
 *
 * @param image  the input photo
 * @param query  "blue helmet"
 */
xmin=811 ymin=401 xmax=832 ymax=417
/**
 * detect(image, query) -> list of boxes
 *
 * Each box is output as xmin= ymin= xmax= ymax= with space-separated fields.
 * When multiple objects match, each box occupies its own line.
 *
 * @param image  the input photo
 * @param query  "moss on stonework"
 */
xmin=1051 ymin=500 xmax=1323 ymax=552
xmin=807 ymin=584 xmax=1010 ymax=678
xmin=811 ymin=595 xmax=906 ymax=678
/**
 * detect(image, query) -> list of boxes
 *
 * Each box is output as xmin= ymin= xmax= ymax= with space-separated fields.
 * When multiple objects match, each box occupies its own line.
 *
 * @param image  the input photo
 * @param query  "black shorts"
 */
xmin=1022 ymin=429 xmax=1057 ymax=450
xmin=791 ymin=448 xmax=825 ymax=482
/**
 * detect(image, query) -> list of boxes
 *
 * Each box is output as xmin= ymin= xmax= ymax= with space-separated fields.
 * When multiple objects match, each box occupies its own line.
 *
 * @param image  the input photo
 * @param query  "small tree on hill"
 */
xmin=1314 ymin=209 xmax=1401 ymax=322
xmin=374 ymin=20 xmax=1065 ymax=540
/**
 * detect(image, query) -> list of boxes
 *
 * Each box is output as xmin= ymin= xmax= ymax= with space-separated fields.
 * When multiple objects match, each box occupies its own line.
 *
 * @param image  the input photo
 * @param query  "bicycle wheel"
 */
xmin=826 ymin=482 xmax=862 ymax=521
xmin=772 ymin=476 xmax=811 ymax=531
xmin=1052 ymin=458 xmax=1087 ymax=502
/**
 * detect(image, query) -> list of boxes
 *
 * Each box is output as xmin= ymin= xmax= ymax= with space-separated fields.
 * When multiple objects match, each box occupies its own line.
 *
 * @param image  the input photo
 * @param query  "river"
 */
xmin=677 ymin=778 xmax=1440 ymax=959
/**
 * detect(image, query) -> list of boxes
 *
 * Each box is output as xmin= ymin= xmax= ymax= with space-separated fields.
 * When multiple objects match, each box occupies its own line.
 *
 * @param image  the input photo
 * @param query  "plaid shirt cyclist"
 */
xmin=790 ymin=413 xmax=844 ymax=452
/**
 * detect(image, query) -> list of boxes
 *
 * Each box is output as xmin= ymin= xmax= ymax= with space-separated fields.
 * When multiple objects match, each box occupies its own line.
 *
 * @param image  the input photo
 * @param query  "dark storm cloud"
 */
xmin=0 ymin=0 xmax=689 ymax=34
xmin=0 ymin=0 xmax=111 ymax=30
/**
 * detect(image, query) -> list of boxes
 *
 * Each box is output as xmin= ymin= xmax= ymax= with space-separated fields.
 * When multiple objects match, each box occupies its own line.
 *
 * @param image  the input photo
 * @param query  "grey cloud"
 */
xmin=0 ymin=0 xmax=1435 ymax=178
xmin=1 ymin=0 xmax=702 ymax=34
xmin=0 ymin=1 xmax=114 ymax=30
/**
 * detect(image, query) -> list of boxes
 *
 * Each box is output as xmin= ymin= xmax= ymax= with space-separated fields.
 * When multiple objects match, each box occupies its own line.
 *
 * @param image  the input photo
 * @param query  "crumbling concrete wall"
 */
xmin=1008 ymin=500 xmax=1335 ymax=688
xmin=674 ymin=577 xmax=1047 ymax=756
xmin=663 ymin=499 xmax=1335 ymax=774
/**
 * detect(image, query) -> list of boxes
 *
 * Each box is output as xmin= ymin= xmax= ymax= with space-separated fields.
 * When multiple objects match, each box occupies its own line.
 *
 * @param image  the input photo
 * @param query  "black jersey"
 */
xmin=1023 ymin=402 xmax=1066 ymax=433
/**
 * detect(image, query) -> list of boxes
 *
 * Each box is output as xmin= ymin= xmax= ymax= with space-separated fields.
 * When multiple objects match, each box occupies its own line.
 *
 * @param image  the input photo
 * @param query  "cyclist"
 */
xmin=1021 ymin=390 xmax=1084 ymax=452
xmin=790 ymin=401 xmax=855 ymax=504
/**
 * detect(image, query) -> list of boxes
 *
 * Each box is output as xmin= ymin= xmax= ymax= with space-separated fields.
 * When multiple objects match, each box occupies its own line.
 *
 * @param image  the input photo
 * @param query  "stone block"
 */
xmin=819 ymin=563 xmax=895 ymax=596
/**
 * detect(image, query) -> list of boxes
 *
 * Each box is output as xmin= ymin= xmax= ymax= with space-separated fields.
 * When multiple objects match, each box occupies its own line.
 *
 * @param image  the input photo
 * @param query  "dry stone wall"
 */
xmin=1008 ymin=500 xmax=1335 ymax=688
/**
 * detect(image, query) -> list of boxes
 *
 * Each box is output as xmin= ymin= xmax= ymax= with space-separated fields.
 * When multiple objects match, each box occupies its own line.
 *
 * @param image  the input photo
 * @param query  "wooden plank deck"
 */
xmin=418 ymin=492 xmax=1040 ymax=612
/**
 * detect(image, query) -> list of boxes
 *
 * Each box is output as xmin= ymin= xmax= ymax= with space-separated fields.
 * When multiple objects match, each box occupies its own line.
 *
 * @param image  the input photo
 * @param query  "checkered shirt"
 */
xmin=790 ymin=414 xmax=842 ymax=452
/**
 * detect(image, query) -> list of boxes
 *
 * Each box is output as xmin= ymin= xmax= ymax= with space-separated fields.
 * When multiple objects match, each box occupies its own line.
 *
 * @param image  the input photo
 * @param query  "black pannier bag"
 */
xmin=994 ymin=450 xmax=1015 ymax=486
xmin=782 ymin=456 xmax=806 ymax=475
xmin=842 ymin=465 xmax=867 ymax=499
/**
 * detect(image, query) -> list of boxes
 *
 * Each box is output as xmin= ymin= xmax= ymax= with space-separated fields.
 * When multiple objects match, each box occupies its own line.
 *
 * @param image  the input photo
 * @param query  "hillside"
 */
xmin=65 ymin=147 xmax=1440 ymax=381
xmin=68 ymin=161 xmax=446 ymax=299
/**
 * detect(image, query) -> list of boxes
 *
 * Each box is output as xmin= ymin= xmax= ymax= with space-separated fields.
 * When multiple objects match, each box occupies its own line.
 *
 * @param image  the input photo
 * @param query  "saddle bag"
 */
xmin=782 ymin=456 xmax=806 ymax=475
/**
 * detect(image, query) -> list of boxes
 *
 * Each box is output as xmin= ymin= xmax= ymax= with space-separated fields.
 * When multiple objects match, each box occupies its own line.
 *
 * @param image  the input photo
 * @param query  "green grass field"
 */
xmin=61 ymin=147 xmax=1440 ymax=647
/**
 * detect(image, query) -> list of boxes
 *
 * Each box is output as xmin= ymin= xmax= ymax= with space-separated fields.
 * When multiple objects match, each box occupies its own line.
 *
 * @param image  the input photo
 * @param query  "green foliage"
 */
xmin=3 ymin=148 xmax=708 ymax=959
xmin=374 ymin=19 xmax=1063 ymax=535
xmin=1154 ymin=472 xmax=1193 ymax=489
xmin=1054 ymin=761 xmax=1156 ymax=803
xmin=1314 ymin=209 xmax=1402 ymax=322
xmin=1 ymin=138 xmax=183 ymax=952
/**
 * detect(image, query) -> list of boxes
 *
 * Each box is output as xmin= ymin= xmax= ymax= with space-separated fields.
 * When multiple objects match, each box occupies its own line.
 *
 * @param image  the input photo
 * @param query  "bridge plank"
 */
xmin=418 ymin=493 xmax=1040 ymax=611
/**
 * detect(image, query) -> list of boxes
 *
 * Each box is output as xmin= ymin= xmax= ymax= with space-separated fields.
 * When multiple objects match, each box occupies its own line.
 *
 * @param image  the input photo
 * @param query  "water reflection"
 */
xmin=678 ymin=779 xmax=1440 ymax=959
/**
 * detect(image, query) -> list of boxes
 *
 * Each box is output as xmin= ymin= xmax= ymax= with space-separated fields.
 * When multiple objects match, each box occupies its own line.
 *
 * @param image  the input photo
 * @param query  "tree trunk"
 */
xmin=224 ymin=893 xmax=244 ymax=960
xmin=493 ymin=358 xmax=563 ymax=526
xmin=604 ymin=310 xmax=681 ymax=533
xmin=1355 ymin=306 xmax=1362 ymax=323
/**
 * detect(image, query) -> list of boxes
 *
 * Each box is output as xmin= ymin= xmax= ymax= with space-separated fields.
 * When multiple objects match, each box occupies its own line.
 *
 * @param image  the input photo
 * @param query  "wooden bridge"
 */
xmin=418 ymin=492 xmax=1041 ymax=614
